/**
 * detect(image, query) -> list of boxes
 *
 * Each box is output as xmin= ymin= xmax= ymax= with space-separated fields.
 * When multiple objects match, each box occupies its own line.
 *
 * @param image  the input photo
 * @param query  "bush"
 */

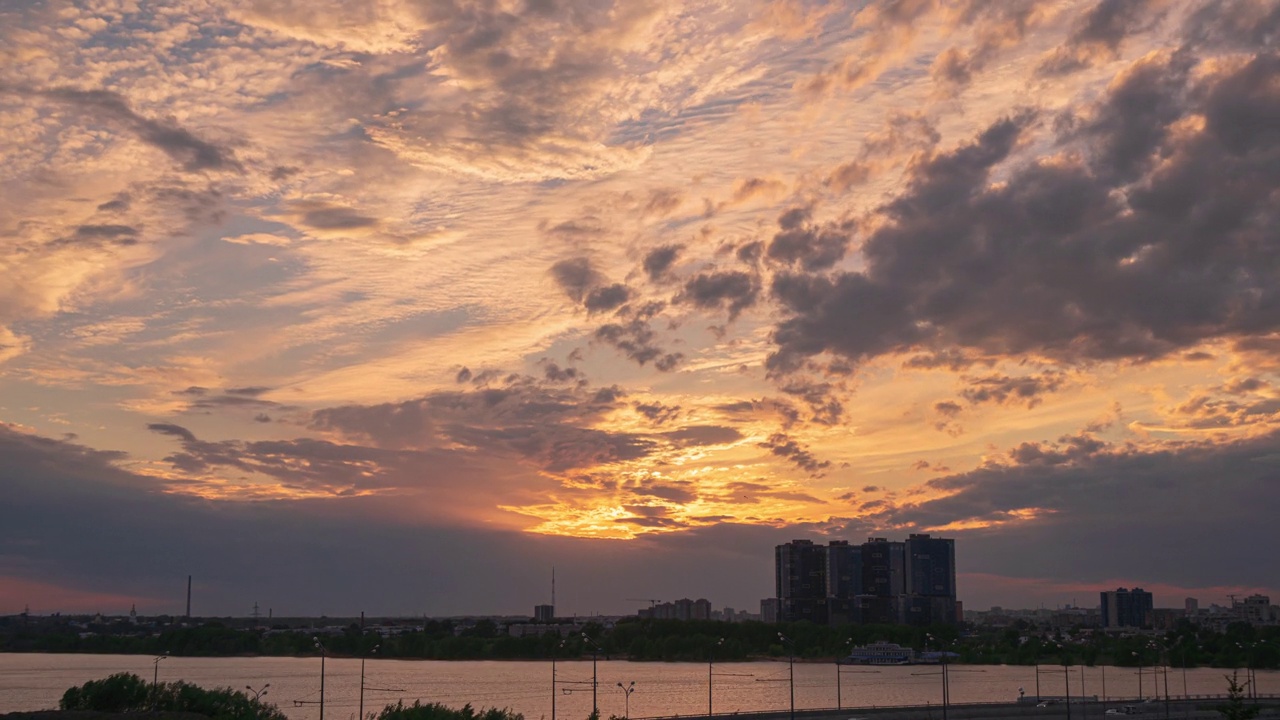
xmin=375 ymin=700 xmax=523 ymax=720
xmin=60 ymin=672 xmax=289 ymax=720
xmin=60 ymin=672 xmax=149 ymax=711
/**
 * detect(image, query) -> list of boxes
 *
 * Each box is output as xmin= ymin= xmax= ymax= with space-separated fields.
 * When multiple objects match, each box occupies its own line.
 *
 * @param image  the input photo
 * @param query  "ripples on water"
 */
xmin=0 ymin=655 xmax=1271 ymax=720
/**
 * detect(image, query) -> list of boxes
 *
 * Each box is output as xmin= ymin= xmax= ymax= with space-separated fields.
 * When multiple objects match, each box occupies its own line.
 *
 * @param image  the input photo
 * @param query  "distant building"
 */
xmin=827 ymin=540 xmax=863 ymax=625
xmin=902 ymin=534 xmax=958 ymax=627
xmin=827 ymin=541 xmax=863 ymax=598
xmin=534 ymin=604 xmax=555 ymax=622
xmin=1186 ymin=597 xmax=1199 ymax=614
xmin=693 ymin=598 xmax=712 ymax=620
xmin=1101 ymin=587 xmax=1154 ymax=628
xmin=761 ymin=597 xmax=780 ymax=623
xmin=859 ymin=537 xmax=906 ymax=624
xmin=776 ymin=540 xmax=829 ymax=624
xmin=1236 ymin=595 xmax=1275 ymax=626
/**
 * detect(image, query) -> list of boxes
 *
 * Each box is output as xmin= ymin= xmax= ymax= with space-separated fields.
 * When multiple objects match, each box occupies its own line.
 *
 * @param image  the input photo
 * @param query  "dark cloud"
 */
xmin=677 ymin=270 xmax=760 ymax=320
xmin=61 ymin=224 xmax=139 ymax=247
xmin=930 ymin=1 xmax=1041 ymax=91
xmin=642 ymin=244 xmax=683 ymax=282
xmin=770 ymin=47 xmax=1280 ymax=374
xmin=146 ymin=423 xmax=197 ymax=443
xmin=960 ymin=372 xmax=1066 ymax=408
xmin=1182 ymin=0 xmax=1280 ymax=52
xmin=269 ymin=165 xmax=300 ymax=181
xmin=759 ymin=433 xmax=830 ymax=476
xmin=96 ymin=194 xmax=131 ymax=212
xmin=1037 ymin=0 xmax=1165 ymax=76
xmin=16 ymin=86 xmax=241 ymax=172
xmin=661 ymin=425 xmax=743 ymax=447
xmin=631 ymin=479 xmax=698 ymax=504
xmin=1068 ymin=50 xmax=1194 ymax=182
xmin=766 ymin=207 xmax=851 ymax=271
xmin=549 ymin=257 xmax=604 ymax=304
xmin=634 ymin=401 xmax=680 ymax=424
xmin=934 ymin=401 xmax=962 ymax=417
xmin=541 ymin=361 xmax=582 ymax=383
xmin=583 ymin=283 xmax=631 ymax=313
xmin=0 ymin=425 xmax=795 ymax=615
xmin=643 ymin=189 xmax=683 ymax=217
xmin=300 ymin=204 xmax=379 ymax=230
xmin=850 ymin=429 xmax=1280 ymax=593
xmin=594 ymin=318 xmax=683 ymax=371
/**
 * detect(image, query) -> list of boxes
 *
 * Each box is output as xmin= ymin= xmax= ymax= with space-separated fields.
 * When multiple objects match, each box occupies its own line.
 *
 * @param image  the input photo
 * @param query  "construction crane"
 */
xmin=626 ymin=598 xmax=661 ymax=607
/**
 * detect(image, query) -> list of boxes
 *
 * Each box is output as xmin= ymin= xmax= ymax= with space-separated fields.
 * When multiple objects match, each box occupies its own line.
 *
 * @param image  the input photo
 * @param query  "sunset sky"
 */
xmin=2 ymin=0 xmax=1279 ymax=618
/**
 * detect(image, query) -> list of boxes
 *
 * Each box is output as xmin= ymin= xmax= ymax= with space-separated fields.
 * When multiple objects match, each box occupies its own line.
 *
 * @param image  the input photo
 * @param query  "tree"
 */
xmin=1217 ymin=671 xmax=1259 ymax=720
xmin=60 ymin=672 xmax=289 ymax=720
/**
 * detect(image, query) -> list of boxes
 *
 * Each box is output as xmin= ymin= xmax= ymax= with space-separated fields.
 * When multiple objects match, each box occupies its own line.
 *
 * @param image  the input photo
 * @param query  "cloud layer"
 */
xmin=1 ymin=0 xmax=1278 ymax=614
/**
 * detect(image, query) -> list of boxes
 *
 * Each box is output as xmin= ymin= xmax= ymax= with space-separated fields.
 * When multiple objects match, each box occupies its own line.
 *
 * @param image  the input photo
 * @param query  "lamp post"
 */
xmin=313 ymin=637 xmax=327 ymax=720
xmin=1062 ymin=652 xmax=1072 ymax=720
xmin=709 ymin=637 xmax=723 ymax=718
xmin=360 ymin=644 xmax=380 ymax=720
xmin=1133 ymin=652 xmax=1142 ymax=702
xmin=247 ymin=684 xmax=270 ymax=702
xmin=553 ymin=639 xmax=565 ymax=720
xmin=1034 ymin=637 xmax=1047 ymax=704
xmin=1156 ymin=642 xmax=1170 ymax=720
xmin=778 ymin=633 xmax=796 ymax=720
xmin=1179 ymin=638 xmax=1189 ymax=720
xmin=836 ymin=639 xmax=851 ymax=710
xmin=152 ymin=652 xmax=168 ymax=710
xmin=1080 ymin=665 xmax=1087 ymax=720
xmin=582 ymin=633 xmax=601 ymax=718
xmin=617 ymin=682 xmax=635 ymax=719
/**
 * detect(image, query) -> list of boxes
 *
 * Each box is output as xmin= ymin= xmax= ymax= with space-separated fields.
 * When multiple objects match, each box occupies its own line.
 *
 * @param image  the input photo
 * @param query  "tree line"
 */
xmin=3 ymin=614 xmax=1277 ymax=668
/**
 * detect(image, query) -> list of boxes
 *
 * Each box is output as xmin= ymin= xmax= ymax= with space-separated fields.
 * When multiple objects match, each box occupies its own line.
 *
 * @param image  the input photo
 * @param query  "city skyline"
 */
xmin=3 ymin=0 xmax=1280 ymax=618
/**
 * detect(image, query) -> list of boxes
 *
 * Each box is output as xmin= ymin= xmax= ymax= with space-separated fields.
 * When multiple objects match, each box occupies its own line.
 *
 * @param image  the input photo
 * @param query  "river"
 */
xmin=0 ymin=655 xmax=1272 ymax=720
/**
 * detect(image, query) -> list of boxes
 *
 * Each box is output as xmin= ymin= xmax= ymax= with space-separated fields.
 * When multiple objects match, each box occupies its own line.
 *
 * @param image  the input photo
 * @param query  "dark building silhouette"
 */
xmin=827 ymin=540 xmax=863 ymax=598
xmin=1101 ymin=587 xmax=1154 ymax=628
xmin=773 ymin=535 xmax=958 ymax=626
xmin=826 ymin=540 xmax=863 ymax=625
xmin=776 ymin=539 xmax=828 ymax=624
xmin=902 ymin=533 xmax=957 ymax=626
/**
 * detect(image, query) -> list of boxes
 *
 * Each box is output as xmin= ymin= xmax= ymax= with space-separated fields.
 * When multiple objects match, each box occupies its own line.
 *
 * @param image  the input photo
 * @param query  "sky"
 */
xmin=1 ymin=0 xmax=1279 ymax=619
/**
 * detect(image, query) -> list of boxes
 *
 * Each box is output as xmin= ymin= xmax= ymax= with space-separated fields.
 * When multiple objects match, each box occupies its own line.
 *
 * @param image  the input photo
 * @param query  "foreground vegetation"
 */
xmin=56 ymin=674 xmax=523 ymax=720
xmin=59 ymin=672 xmax=287 ymax=720
xmin=5 ymin=614 xmax=1277 ymax=669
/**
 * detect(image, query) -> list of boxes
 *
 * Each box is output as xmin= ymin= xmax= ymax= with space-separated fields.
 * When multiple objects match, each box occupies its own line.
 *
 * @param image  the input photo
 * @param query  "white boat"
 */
xmin=843 ymin=641 xmax=916 ymax=665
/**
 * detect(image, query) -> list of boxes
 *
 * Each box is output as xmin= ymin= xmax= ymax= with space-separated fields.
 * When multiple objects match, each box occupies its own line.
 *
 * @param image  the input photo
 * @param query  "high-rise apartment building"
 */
xmin=827 ymin=540 xmax=863 ymax=598
xmin=826 ymin=540 xmax=863 ymax=625
xmin=772 ymin=535 xmax=958 ymax=626
xmin=776 ymin=539 xmax=829 ymax=624
xmin=1101 ymin=587 xmax=1154 ymax=628
xmin=901 ymin=533 xmax=957 ymax=626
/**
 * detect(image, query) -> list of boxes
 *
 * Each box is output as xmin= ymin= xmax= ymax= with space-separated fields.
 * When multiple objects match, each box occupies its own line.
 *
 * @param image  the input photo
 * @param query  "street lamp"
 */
xmin=1132 ymin=651 xmax=1143 ymax=702
xmin=247 ymin=684 xmax=270 ymax=702
xmin=1080 ymin=665 xmax=1087 ymax=720
xmin=152 ymin=652 xmax=168 ymax=710
xmin=314 ymin=637 xmax=327 ymax=720
xmin=359 ymin=644 xmax=380 ymax=720
xmin=709 ymin=637 xmax=724 ymax=717
xmin=617 ymin=681 xmax=635 ymax=719
xmin=553 ymin=639 xmax=565 ymax=720
xmin=836 ymin=638 xmax=851 ymax=710
xmin=582 ymin=633 xmax=601 ymax=718
xmin=778 ymin=633 xmax=796 ymax=720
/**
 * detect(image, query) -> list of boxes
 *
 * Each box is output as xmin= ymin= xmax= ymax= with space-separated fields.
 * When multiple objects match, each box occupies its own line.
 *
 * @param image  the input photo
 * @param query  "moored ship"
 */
xmin=842 ymin=641 xmax=916 ymax=665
